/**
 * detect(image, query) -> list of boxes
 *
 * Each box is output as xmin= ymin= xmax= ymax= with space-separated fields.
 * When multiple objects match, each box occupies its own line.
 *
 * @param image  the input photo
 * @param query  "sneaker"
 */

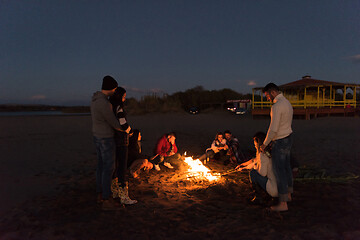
xmin=154 ymin=164 xmax=160 ymax=171
xmin=164 ymin=162 xmax=174 ymax=169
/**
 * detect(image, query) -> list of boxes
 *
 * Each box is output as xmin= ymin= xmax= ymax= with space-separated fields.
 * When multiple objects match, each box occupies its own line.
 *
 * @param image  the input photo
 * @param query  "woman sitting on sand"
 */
xmin=109 ymin=87 xmax=137 ymax=205
xmin=235 ymin=131 xmax=278 ymax=205
xmin=128 ymin=129 xmax=153 ymax=178
xmin=199 ymin=132 xmax=228 ymax=163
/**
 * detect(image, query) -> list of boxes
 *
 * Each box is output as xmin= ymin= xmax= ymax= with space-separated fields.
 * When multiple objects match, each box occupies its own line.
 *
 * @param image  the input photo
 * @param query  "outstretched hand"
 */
xmin=259 ymin=144 xmax=265 ymax=153
xmin=235 ymin=165 xmax=244 ymax=172
xmin=125 ymin=126 xmax=131 ymax=134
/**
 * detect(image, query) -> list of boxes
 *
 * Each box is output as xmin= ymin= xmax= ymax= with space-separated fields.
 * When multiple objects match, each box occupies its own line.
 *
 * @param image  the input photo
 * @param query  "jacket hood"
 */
xmin=92 ymin=91 xmax=107 ymax=102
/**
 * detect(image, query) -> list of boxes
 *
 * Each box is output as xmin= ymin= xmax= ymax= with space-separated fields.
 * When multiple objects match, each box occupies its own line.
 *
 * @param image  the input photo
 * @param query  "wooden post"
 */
xmin=304 ymin=87 xmax=307 ymax=109
xmin=344 ymin=85 xmax=346 ymax=108
xmin=330 ymin=85 xmax=332 ymax=108
xmin=354 ymin=86 xmax=356 ymax=108
xmin=252 ymin=89 xmax=255 ymax=110
xmin=317 ymin=86 xmax=320 ymax=109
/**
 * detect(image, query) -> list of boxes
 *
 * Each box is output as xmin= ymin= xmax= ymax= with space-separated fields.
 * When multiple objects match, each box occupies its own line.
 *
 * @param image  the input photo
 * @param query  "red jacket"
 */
xmin=155 ymin=135 xmax=178 ymax=157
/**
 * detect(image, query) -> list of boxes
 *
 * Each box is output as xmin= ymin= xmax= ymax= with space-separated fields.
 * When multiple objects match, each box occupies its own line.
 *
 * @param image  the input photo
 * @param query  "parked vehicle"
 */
xmin=189 ymin=106 xmax=200 ymax=114
xmin=235 ymin=108 xmax=247 ymax=115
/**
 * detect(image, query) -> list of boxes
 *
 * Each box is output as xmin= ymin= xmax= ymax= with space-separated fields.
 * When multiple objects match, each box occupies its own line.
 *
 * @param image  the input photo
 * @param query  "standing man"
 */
xmin=260 ymin=83 xmax=293 ymax=212
xmin=91 ymin=75 xmax=122 ymax=211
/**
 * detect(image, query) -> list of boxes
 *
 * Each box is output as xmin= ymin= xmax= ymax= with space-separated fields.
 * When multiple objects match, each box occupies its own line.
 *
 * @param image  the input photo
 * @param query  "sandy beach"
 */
xmin=0 ymin=112 xmax=359 ymax=239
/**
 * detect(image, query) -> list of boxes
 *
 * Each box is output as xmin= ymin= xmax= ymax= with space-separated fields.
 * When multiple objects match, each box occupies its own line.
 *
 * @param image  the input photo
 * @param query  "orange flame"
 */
xmin=183 ymin=156 xmax=221 ymax=181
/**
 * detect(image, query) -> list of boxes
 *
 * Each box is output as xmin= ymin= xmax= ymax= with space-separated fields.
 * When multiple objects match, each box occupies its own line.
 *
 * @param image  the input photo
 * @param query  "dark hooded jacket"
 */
xmin=90 ymin=91 xmax=120 ymax=138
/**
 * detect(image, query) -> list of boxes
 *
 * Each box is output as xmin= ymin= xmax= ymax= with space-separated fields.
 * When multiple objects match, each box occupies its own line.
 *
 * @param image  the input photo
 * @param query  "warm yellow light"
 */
xmin=184 ymin=156 xmax=221 ymax=182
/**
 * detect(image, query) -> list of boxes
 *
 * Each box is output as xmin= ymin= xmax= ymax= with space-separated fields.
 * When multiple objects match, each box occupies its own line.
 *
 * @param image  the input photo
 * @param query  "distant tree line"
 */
xmin=0 ymin=86 xmax=252 ymax=114
xmin=126 ymin=86 xmax=252 ymax=114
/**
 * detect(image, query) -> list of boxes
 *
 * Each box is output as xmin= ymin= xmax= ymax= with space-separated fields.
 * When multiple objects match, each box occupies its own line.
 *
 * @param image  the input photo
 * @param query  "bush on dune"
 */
xmin=126 ymin=86 xmax=251 ymax=115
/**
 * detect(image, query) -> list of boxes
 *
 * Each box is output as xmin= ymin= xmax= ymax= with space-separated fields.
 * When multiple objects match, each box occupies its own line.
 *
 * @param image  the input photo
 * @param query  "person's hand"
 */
xmin=235 ymin=165 xmax=244 ymax=172
xmin=125 ymin=126 xmax=131 ymax=134
xmin=260 ymin=144 xmax=266 ymax=153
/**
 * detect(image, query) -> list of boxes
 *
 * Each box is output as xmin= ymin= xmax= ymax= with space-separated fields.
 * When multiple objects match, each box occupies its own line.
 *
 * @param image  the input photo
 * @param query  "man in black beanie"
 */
xmin=102 ymin=75 xmax=118 ymax=91
xmin=91 ymin=75 xmax=122 ymax=210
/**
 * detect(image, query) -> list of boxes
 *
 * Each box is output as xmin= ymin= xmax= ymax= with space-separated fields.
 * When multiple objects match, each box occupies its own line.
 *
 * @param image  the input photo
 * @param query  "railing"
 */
xmin=252 ymin=99 xmax=358 ymax=109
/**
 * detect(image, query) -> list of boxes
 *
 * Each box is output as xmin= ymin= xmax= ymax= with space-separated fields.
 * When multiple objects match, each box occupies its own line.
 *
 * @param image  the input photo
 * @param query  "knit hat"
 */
xmin=102 ymin=75 xmax=118 ymax=90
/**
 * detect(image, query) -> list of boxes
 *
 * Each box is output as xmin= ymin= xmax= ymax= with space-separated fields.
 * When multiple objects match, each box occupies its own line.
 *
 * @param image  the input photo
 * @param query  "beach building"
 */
xmin=251 ymin=76 xmax=360 ymax=119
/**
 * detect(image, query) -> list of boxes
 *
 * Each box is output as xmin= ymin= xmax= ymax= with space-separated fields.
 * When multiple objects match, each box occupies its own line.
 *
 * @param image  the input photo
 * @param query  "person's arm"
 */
xmin=258 ymin=153 xmax=268 ymax=177
xmin=173 ymin=143 xmax=178 ymax=154
xmin=263 ymin=105 xmax=280 ymax=147
xmin=115 ymin=106 xmax=131 ymax=133
xmin=156 ymin=138 xmax=167 ymax=156
xmin=217 ymin=139 xmax=227 ymax=150
xmin=235 ymin=158 xmax=255 ymax=171
xmin=100 ymin=100 xmax=122 ymax=131
xmin=211 ymin=140 xmax=217 ymax=149
xmin=210 ymin=140 xmax=219 ymax=152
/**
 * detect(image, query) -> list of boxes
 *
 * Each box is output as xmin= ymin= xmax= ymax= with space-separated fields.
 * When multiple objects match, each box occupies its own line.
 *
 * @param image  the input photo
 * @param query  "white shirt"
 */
xmin=254 ymin=153 xmax=278 ymax=197
xmin=264 ymin=93 xmax=293 ymax=146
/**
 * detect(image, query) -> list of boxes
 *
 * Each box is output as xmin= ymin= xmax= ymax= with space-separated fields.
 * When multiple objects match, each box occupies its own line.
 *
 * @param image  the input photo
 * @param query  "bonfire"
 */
xmin=183 ymin=155 xmax=221 ymax=182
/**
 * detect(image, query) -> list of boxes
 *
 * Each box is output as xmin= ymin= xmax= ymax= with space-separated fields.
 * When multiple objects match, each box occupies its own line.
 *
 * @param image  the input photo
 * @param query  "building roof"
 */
xmin=280 ymin=76 xmax=348 ymax=88
xmin=253 ymin=76 xmax=360 ymax=90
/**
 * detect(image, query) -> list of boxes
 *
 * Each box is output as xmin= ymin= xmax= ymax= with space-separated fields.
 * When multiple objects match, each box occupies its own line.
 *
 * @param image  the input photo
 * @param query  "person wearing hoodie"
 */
xmin=109 ymin=87 xmax=137 ymax=205
xmin=152 ymin=132 xmax=181 ymax=171
xmin=91 ymin=75 xmax=122 ymax=211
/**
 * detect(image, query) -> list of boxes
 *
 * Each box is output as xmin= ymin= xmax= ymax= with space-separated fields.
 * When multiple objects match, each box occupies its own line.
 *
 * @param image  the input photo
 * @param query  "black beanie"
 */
xmin=102 ymin=75 xmax=118 ymax=90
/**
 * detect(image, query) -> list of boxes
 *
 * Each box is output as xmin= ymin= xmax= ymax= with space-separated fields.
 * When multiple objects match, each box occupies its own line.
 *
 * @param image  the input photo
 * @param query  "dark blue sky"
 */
xmin=1 ymin=0 xmax=359 ymax=105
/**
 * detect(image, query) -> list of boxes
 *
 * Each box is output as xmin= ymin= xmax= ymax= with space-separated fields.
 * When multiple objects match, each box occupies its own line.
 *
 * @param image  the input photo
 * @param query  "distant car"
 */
xmin=235 ymin=108 xmax=247 ymax=115
xmin=227 ymin=107 xmax=236 ymax=112
xmin=189 ymin=107 xmax=200 ymax=114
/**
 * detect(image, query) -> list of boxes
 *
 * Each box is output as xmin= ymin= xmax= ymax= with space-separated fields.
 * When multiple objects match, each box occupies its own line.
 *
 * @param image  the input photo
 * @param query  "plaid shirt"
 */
xmin=227 ymin=137 xmax=246 ymax=163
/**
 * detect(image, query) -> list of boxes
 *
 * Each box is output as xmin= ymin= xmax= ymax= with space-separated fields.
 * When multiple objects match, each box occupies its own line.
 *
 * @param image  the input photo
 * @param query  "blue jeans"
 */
xmin=249 ymin=169 xmax=268 ymax=191
xmin=271 ymin=134 xmax=293 ymax=202
xmin=93 ymin=136 xmax=115 ymax=200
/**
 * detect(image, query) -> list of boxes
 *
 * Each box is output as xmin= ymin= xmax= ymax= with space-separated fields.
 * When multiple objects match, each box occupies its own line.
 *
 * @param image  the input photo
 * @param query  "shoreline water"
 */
xmin=0 ymin=111 xmax=90 ymax=117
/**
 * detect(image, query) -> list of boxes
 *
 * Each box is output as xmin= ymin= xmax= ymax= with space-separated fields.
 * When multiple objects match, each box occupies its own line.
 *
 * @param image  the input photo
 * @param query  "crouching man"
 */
xmin=153 ymin=132 xmax=181 ymax=171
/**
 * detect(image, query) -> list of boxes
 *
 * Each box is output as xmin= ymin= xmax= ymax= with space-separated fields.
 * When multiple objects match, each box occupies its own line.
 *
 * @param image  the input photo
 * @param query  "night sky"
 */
xmin=1 ymin=0 xmax=359 ymax=105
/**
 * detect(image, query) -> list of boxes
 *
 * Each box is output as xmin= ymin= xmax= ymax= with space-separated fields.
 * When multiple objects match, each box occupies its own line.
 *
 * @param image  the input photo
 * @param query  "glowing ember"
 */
xmin=183 ymin=156 xmax=221 ymax=181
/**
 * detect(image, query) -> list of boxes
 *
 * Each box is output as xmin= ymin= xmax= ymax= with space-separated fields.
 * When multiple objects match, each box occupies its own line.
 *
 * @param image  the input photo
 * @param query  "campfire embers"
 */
xmin=183 ymin=156 xmax=221 ymax=182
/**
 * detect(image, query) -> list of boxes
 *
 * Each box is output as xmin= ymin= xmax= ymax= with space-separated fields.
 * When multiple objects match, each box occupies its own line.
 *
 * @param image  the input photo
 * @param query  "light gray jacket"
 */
xmin=90 ymin=91 xmax=121 ymax=138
